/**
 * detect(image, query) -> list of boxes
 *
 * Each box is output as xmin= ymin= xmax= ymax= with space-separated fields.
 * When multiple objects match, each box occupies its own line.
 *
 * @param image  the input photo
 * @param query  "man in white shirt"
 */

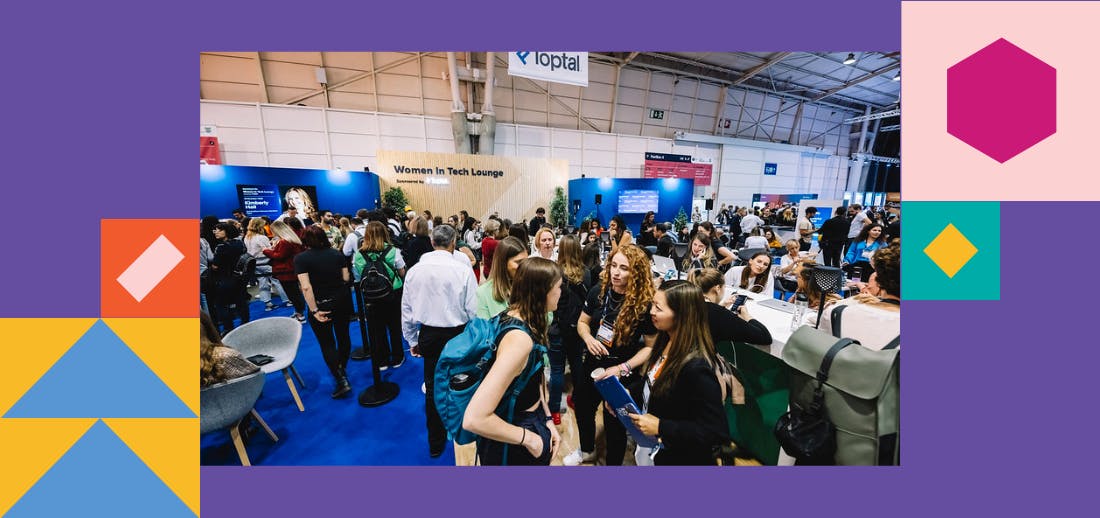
xmin=740 ymin=210 xmax=765 ymax=237
xmin=402 ymin=224 xmax=478 ymax=458
xmin=342 ymin=218 xmax=367 ymax=258
xmin=846 ymin=204 xmax=871 ymax=256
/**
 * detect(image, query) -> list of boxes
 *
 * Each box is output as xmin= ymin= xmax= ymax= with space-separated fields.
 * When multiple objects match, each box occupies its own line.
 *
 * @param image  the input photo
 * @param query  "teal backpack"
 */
xmin=433 ymin=314 xmax=547 ymax=464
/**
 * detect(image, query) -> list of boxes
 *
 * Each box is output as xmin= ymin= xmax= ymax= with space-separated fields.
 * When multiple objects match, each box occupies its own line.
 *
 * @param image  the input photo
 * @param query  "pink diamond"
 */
xmin=947 ymin=38 xmax=1056 ymax=163
xmin=116 ymin=235 xmax=185 ymax=302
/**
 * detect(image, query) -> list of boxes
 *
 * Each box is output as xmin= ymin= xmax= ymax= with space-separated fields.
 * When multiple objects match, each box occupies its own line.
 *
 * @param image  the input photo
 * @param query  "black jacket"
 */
xmin=403 ymin=236 xmax=433 ymax=270
xmin=818 ymin=214 xmax=850 ymax=247
xmin=528 ymin=216 xmax=547 ymax=236
xmin=639 ymin=356 xmax=730 ymax=465
xmin=706 ymin=303 xmax=772 ymax=346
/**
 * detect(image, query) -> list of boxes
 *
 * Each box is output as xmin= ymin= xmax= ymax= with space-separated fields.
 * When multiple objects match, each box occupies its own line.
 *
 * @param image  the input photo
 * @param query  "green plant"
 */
xmin=549 ymin=186 xmax=567 ymax=229
xmin=382 ymin=187 xmax=410 ymax=213
xmin=673 ymin=206 xmax=689 ymax=232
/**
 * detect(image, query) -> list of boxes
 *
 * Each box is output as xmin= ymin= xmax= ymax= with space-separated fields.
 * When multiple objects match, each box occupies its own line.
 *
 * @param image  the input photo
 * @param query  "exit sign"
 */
xmin=649 ymin=109 xmax=665 ymax=120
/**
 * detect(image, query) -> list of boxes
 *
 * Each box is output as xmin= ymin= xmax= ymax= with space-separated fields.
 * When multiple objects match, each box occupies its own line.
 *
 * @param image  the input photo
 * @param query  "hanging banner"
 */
xmin=508 ymin=51 xmax=589 ymax=87
xmin=642 ymin=152 xmax=712 ymax=186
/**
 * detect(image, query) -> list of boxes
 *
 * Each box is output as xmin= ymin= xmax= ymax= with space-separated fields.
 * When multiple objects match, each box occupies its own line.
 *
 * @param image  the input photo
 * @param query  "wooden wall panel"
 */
xmin=377 ymin=150 xmax=568 ymax=221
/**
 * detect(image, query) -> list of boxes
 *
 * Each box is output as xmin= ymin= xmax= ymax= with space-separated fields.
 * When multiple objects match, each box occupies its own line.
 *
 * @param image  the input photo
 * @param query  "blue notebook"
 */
xmin=593 ymin=370 xmax=659 ymax=448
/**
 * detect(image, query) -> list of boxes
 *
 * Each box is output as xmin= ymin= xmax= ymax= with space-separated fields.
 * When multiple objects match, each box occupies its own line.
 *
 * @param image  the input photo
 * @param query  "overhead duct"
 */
xmin=447 ymin=52 xmax=471 ymax=154
xmin=479 ymin=52 xmax=496 ymax=154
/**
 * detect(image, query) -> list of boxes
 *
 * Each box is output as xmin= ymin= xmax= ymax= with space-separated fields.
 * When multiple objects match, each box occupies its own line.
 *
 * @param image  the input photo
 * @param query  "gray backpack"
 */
xmin=780 ymin=326 xmax=899 ymax=465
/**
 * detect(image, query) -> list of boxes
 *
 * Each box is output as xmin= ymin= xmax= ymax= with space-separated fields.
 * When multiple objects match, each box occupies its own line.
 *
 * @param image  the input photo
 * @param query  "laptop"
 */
xmin=651 ymin=255 xmax=678 ymax=278
xmin=756 ymin=298 xmax=796 ymax=314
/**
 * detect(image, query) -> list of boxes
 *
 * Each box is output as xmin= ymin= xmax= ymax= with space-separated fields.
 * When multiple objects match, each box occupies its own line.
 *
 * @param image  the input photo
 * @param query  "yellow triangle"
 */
xmin=103 ymin=319 xmax=199 ymax=416
xmin=0 ymin=418 xmax=97 ymax=515
xmin=0 ymin=319 xmax=98 ymax=415
xmin=103 ymin=418 xmax=199 ymax=516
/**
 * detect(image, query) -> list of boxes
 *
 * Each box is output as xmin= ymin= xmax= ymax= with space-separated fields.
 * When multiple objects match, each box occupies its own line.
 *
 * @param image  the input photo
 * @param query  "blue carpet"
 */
xmin=200 ymin=298 xmax=455 ymax=466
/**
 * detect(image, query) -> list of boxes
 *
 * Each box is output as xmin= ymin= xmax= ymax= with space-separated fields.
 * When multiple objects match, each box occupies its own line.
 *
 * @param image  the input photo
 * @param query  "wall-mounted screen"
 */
xmin=617 ymin=189 xmax=659 ymax=213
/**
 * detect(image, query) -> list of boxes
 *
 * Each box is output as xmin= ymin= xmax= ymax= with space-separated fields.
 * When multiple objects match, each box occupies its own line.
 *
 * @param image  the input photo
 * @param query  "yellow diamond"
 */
xmin=923 ymin=223 xmax=978 ymax=278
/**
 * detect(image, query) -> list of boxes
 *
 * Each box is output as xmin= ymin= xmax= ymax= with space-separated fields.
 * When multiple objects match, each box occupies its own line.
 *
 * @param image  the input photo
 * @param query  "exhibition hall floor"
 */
xmin=201 ymin=298 xmax=626 ymax=466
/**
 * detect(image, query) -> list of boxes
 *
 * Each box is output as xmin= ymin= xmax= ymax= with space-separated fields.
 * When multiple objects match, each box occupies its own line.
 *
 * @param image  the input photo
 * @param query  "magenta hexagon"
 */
xmin=947 ymin=38 xmax=1056 ymax=163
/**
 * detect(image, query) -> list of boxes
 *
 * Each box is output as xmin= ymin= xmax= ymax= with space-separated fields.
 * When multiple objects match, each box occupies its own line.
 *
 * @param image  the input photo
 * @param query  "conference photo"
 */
xmin=198 ymin=51 xmax=901 ymax=467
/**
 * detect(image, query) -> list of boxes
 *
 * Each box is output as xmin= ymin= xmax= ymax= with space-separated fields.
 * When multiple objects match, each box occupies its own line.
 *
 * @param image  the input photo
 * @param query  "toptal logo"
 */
xmin=515 ymin=52 xmax=582 ymax=72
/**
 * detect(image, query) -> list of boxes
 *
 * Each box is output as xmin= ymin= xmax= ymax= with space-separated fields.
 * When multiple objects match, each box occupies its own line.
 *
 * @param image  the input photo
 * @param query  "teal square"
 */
xmin=902 ymin=201 xmax=1000 ymax=301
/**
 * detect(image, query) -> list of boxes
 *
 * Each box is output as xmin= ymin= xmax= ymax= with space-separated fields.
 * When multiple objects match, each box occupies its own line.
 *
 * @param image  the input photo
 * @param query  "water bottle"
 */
xmin=790 ymin=292 xmax=808 ymax=331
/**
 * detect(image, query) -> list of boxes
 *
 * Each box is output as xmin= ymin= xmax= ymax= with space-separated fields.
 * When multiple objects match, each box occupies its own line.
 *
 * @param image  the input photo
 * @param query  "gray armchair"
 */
xmin=200 ymin=370 xmax=278 ymax=466
xmin=222 ymin=317 xmax=306 ymax=411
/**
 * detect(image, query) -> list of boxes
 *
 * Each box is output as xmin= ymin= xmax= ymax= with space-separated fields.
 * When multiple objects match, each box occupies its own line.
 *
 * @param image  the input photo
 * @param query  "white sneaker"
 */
xmin=562 ymin=449 xmax=594 ymax=466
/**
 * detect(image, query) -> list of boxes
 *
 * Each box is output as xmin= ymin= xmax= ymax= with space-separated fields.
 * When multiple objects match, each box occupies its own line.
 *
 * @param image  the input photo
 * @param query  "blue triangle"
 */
xmin=4 ymin=320 xmax=194 ymax=418
xmin=6 ymin=420 xmax=195 ymax=517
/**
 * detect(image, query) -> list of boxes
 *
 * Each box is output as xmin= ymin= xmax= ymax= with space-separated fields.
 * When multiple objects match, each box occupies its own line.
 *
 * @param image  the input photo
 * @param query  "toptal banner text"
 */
xmin=508 ymin=51 xmax=589 ymax=87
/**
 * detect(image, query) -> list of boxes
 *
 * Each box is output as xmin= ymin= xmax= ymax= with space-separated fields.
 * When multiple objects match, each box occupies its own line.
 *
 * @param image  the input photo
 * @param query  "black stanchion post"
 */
xmin=350 ymin=274 xmax=369 ymax=361
xmin=355 ymin=279 xmax=399 ymax=407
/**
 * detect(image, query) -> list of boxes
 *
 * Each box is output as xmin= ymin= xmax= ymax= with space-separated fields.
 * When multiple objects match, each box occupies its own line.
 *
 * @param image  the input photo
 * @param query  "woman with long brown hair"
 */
xmin=627 ymin=280 xmax=732 ymax=465
xmin=463 ymin=257 xmax=563 ymax=465
xmin=200 ymin=311 xmax=259 ymax=388
xmin=475 ymin=236 xmax=529 ymax=319
xmin=607 ymin=214 xmax=634 ymax=258
xmin=547 ymin=234 xmax=593 ymax=424
xmin=724 ymin=251 xmax=775 ymax=296
xmin=563 ymin=244 xmax=658 ymax=466
xmin=682 ymin=233 xmax=717 ymax=272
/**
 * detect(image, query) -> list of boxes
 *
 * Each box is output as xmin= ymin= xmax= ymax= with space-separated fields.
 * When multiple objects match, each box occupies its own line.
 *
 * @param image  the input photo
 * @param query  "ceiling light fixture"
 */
xmin=892 ymin=72 xmax=900 ymax=81
xmin=843 ymin=53 xmax=856 ymax=65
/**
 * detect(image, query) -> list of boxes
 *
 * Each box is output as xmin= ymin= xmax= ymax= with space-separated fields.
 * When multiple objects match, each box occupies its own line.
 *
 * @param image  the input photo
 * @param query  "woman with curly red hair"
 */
xmin=562 ymin=244 xmax=658 ymax=466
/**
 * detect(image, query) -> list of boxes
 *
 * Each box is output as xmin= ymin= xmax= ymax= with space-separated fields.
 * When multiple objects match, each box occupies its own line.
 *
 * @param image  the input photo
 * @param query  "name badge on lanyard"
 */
xmin=597 ymin=319 xmax=615 ymax=348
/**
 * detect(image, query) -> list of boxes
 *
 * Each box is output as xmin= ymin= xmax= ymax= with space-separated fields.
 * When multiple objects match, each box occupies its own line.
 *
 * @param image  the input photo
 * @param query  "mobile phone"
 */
xmin=729 ymin=294 xmax=748 ymax=312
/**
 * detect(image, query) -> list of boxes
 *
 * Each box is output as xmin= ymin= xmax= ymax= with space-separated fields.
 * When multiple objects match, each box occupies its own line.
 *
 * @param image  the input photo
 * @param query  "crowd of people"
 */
xmin=200 ymin=198 xmax=901 ymax=466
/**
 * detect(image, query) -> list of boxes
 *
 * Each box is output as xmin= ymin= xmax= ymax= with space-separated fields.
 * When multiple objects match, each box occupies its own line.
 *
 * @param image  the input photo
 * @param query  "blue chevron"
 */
xmin=4 ymin=320 xmax=194 ymax=418
xmin=6 ymin=420 xmax=195 ymax=517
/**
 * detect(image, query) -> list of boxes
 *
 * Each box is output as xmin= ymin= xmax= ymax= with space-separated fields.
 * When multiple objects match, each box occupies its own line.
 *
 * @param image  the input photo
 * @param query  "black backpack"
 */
xmin=553 ymin=269 xmax=592 ymax=333
xmin=358 ymin=245 xmax=395 ymax=302
xmin=232 ymin=253 xmax=257 ymax=285
xmin=386 ymin=221 xmax=411 ymax=249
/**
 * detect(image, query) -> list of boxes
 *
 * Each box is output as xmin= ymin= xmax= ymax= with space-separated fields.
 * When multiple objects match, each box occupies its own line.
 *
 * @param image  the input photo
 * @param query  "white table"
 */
xmin=721 ymin=287 xmax=796 ymax=357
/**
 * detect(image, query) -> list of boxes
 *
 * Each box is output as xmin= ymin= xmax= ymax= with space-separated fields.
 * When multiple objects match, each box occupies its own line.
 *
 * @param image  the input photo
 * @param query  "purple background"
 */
xmin=6 ymin=0 xmax=1095 ymax=516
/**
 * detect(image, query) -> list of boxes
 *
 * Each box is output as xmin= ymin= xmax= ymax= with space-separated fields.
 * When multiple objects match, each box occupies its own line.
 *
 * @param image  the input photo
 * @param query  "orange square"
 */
xmin=101 ymin=219 xmax=198 ymax=318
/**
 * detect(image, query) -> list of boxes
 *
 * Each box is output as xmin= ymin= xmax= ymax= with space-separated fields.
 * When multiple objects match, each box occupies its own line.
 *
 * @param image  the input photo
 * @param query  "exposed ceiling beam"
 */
xmin=281 ymin=52 xmax=424 ymax=105
xmin=844 ymin=108 xmax=900 ymax=124
xmin=253 ymin=52 xmax=269 ymax=103
xmin=731 ymin=52 xmax=792 ymax=85
xmin=812 ymin=63 xmax=900 ymax=103
xmin=623 ymin=51 xmax=640 ymax=65
xmin=589 ymin=52 xmax=877 ymax=113
xmin=726 ymin=52 xmax=898 ymax=101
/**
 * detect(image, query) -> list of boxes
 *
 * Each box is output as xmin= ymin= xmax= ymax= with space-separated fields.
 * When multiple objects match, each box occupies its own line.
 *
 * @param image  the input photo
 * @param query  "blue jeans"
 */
xmin=548 ymin=329 xmax=584 ymax=414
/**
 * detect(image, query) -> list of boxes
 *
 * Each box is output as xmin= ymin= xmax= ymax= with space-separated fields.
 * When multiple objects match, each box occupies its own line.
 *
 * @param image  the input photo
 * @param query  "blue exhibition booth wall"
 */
xmin=568 ymin=178 xmax=694 ymax=233
xmin=200 ymin=165 xmax=381 ymax=219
